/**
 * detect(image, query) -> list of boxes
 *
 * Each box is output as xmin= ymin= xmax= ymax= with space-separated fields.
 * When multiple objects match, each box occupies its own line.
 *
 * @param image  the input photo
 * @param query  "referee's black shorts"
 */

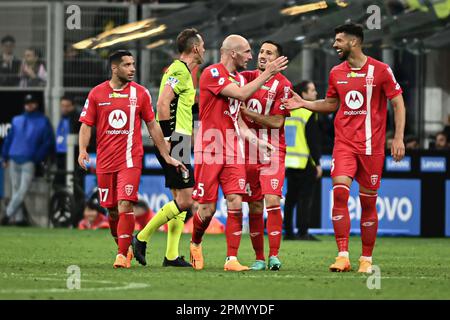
xmin=155 ymin=133 xmax=194 ymax=190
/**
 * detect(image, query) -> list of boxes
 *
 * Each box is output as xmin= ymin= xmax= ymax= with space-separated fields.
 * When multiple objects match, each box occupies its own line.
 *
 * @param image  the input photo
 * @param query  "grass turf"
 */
xmin=0 ymin=227 xmax=450 ymax=300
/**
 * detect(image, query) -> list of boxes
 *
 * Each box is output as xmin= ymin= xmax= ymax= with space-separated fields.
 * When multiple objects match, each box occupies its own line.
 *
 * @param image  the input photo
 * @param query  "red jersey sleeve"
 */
xmin=240 ymin=70 xmax=256 ymax=83
xmin=381 ymin=66 xmax=403 ymax=100
xmin=141 ymin=89 xmax=155 ymax=122
xmin=202 ymin=66 xmax=233 ymax=96
xmin=326 ymin=70 xmax=338 ymax=98
xmin=272 ymin=80 xmax=293 ymax=117
xmin=79 ymin=90 xmax=97 ymax=126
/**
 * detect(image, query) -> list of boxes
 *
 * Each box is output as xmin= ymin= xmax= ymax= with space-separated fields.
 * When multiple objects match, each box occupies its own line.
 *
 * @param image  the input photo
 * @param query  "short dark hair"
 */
xmin=261 ymin=40 xmax=283 ymax=57
xmin=60 ymin=96 xmax=73 ymax=103
xmin=108 ymin=50 xmax=133 ymax=66
xmin=334 ymin=23 xmax=364 ymax=43
xmin=298 ymin=80 xmax=313 ymax=98
xmin=176 ymin=28 xmax=202 ymax=54
xmin=1 ymin=35 xmax=15 ymax=44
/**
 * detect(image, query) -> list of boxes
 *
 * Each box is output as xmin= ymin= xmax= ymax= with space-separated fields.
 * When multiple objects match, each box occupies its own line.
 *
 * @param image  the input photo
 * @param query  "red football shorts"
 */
xmin=96 ymin=167 xmax=141 ymax=208
xmin=192 ymin=152 xmax=247 ymax=204
xmin=243 ymin=152 xmax=285 ymax=202
xmin=331 ymin=148 xmax=384 ymax=190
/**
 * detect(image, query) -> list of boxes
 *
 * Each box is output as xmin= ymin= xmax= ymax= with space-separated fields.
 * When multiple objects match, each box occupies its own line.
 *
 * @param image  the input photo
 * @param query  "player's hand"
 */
xmin=281 ymin=89 xmax=306 ymax=110
xmin=165 ymin=155 xmax=187 ymax=173
xmin=78 ymin=151 xmax=90 ymax=171
xmin=1 ymin=160 xmax=7 ymax=169
xmin=256 ymin=138 xmax=275 ymax=157
xmin=391 ymin=137 xmax=405 ymax=162
xmin=265 ymin=56 xmax=289 ymax=76
xmin=316 ymin=165 xmax=323 ymax=179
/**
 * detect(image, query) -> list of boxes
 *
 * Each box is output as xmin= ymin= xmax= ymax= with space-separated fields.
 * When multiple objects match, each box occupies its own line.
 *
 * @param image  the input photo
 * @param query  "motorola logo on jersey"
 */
xmin=108 ymin=110 xmax=127 ymax=129
xmin=345 ymin=90 xmax=364 ymax=110
xmin=344 ymin=90 xmax=367 ymax=115
xmin=247 ymin=99 xmax=263 ymax=114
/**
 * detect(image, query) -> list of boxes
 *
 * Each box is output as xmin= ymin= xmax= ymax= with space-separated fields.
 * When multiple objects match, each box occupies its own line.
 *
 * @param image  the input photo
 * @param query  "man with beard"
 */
xmin=239 ymin=41 xmax=293 ymax=271
xmin=190 ymin=35 xmax=288 ymax=271
xmin=282 ymin=23 xmax=406 ymax=273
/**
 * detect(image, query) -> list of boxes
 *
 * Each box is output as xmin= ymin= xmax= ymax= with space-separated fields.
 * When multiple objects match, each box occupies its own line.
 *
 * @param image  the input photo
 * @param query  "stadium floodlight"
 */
xmin=72 ymin=18 xmax=163 ymax=50
xmin=281 ymin=1 xmax=328 ymax=16
xmin=92 ymin=25 xmax=167 ymax=49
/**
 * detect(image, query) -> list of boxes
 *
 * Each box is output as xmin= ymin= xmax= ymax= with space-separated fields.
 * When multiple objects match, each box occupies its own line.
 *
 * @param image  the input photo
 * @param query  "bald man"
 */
xmin=190 ymin=34 xmax=288 ymax=271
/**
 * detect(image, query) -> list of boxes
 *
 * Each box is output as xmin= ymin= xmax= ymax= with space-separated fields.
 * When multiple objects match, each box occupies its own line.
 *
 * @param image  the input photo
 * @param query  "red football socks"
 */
xmin=191 ymin=211 xmax=212 ymax=245
xmin=332 ymin=184 xmax=351 ymax=253
xmin=226 ymin=209 xmax=243 ymax=257
xmin=266 ymin=206 xmax=282 ymax=257
xmin=108 ymin=214 xmax=119 ymax=245
xmin=359 ymin=192 xmax=379 ymax=257
xmin=248 ymin=213 xmax=265 ymax=261
xmin=117 ymin=212 xmax=135 ymax=256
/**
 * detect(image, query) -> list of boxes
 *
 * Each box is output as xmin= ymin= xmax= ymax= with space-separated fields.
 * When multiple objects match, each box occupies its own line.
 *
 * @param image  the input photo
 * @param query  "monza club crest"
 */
xmin=124 ymin=184 xmax=134 ymax=196
xmin=238 ymin=179 xmax=246 ymax=190
xmin=370 ymin=175 xmax=378 ymax=186
xmin=271 ymin=179 xmax=279 ymax=190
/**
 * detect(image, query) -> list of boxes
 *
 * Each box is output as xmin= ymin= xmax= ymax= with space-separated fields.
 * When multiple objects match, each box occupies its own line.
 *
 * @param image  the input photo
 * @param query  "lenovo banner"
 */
xmin=320 ymin=178 xmax=421 ymax=236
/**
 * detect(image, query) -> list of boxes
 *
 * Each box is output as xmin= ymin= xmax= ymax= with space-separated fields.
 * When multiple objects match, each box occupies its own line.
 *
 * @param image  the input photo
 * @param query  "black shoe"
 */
xmin=132 ymin=235 xmax=147 ymax=266
xmin=163 ymin=256 xmax=192 ymax=267
xmin=1 ymin=216 xmax=10 ymax=226
xmin=296 ymin=234 xmax=320 ymax=241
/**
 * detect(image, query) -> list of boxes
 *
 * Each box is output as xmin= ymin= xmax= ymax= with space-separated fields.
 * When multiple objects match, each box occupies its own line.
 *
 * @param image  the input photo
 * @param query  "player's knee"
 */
xmin=198 ymin=203 xmax=215 ymax=218
xmin=264 ymin=195 xmax=280 ymax=208
xmin=226 ymin=194 xmax=242 ymax=209
xmin=176 ymin=195 xmax=193 ymax=211
xmin=118 ymin=200 xmax=133 ymax=212
xmin=249 ymin=201 xmax=264 ymax=214
xmin=333 ymin=184 xmax=350 ymax=209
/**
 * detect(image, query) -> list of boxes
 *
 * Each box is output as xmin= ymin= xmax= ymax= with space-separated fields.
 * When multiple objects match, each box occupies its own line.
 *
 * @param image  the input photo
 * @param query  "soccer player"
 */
xmin=190 ymin=34 xmax=288 ymax=271
xmin=133 ymin=28 xmax=205 ymax=267
xmin=78 ymin=50 xmax=185 ymax=269
xmin=239 ymin=40 xmax=293 ymax=271
xmin=282 ymin=23 xmax=406 ymax=273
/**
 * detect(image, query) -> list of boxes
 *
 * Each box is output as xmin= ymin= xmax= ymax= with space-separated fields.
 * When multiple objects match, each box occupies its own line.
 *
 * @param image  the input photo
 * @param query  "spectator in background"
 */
xmin=434 ymin=131 xmax=449 ymax=150
xmin=0 ymin=35 xmax=21 ymax=86
xmin=19 ymin=48 xmax=47 ymax=87
xmin=1 ymin=94 xmax=55 ymax=226
xmin=54 ymin=96 xmax=80 ymax=186
xmin=78 ymin=201 xmax=109 ymax=230
xmin=134 ymin=200 xmax=153 ymax=232
xmin=405 ymin=135 xmax=420 ymax=150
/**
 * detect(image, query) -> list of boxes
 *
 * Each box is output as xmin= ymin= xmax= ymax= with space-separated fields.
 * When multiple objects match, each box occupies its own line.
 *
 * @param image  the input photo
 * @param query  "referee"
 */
xmin=133 ymin=29 xmax=205 ymax=267
xmin=284 ymin=80 xmax=322 ymax=241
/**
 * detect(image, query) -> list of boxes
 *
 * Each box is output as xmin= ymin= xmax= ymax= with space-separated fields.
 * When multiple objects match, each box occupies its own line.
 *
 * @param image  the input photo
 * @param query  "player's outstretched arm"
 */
xmin=390 ymin=94 xmax=406 ymax=162
xmin=78 ymin=123 xmax=92 ymax=171
xmin=240 ymin=105 xmax=285 ymax=129
xmin=145 ymin=119 xmax=187 ymax=171
xmin=282 ymin=89 xmax=339 ymax=113
xmin=220 ymin=56 xmax=289 ymax=101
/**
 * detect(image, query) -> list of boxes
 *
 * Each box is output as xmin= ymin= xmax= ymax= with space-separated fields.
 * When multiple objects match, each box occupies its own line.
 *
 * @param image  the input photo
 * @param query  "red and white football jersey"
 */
xmin=194 ymin=63 xmax=245 ymax=157
xmin=79 ymin=81 xmax=155 ymax=173
xmin=327 ymin=56 xmax=403 ymax=155
xmin=241 ymin=70 xmax=292 ymax=156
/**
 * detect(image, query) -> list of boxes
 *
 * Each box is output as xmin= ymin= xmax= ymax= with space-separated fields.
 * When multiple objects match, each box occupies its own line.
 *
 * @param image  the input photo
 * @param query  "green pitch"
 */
xmin=1 ymin=227 xmax=450 ymax=300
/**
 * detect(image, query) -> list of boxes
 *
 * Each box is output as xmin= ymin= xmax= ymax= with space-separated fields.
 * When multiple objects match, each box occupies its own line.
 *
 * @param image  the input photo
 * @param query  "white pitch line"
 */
xmin=0 ymin=282 xmax=149 ymax=294
xmin=0 ymin=274 xmax=150 ymax=294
